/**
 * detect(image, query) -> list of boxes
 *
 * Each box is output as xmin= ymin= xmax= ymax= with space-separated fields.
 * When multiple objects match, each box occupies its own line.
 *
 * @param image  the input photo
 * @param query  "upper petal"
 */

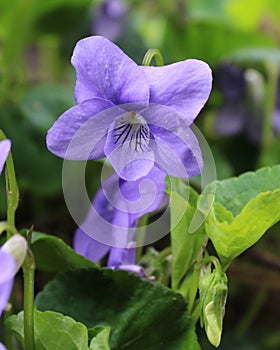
xmin=141 ymin=59 xmax=212 ymax=122
xmin=71 ymin=36 xmax=150 ymax=105
xmin=0 ymin=139 xmax=11 ymax=175
xmin=46 ymin=98 xmax=119 ymax=160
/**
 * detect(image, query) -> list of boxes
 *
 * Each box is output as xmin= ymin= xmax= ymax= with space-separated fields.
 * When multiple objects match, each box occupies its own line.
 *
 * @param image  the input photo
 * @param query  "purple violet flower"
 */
xmin=47 ymin=36 xmax=212 ymax=181
xmin=215 ymin=63 xmax=280 ymax=141
xmin=0 ymin=139 xmax=11 ymax=175
xmin=0 ymin=343 xmax=7 ymax=350
xmin=0 ymin=235 xmax=27 ymax=317
xmin=0 ymin=249 xmax=15 ymax=317
xmin=91 ymin=0 xmax=128 ymax=42
xmin=74 ymin=166 xmax=166 ymax=276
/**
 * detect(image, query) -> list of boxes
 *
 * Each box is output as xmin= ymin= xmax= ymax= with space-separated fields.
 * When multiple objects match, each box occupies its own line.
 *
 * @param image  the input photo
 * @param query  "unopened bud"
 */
xmin=199 ymin=265 xmax=228 ymax=347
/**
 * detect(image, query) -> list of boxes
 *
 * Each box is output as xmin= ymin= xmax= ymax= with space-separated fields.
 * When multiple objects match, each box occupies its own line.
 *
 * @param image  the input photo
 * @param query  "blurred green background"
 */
xmin=1 ymin=0 xmax=280 ymax=348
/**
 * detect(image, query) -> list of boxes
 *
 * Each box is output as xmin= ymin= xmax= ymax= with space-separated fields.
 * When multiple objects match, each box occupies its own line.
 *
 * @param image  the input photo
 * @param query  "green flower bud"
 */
xmin=199 ymin=265 xmax=228 ymax=347
xmin=2 ymin=234 xmax=27 ymax=272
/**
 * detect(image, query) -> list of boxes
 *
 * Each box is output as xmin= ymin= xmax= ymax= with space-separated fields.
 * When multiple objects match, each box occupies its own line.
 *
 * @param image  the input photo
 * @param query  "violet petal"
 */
xmin=46 ymin=98 xmax=119 ymax=160
xmin=0 ymin=139 xmax=11 ymax=175
xmin=141 ymin=59 xmax=212 ymax=121
xmin=0 ymin=250 xmax=15 ymax=317
xmin=71 ymin=36 xmax=150 ymax=105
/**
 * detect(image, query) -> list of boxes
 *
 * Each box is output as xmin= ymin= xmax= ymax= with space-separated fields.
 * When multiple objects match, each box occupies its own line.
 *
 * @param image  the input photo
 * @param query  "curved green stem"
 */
xmin=0 ymin=130 xmax=19 ymax=238
xmin=0 ymin=222 xmax=18 ymax=236
xmin=199 ymin=255 xmax=222 ymax=273
xmin=142 ymin=49 xmax=164 ymax=67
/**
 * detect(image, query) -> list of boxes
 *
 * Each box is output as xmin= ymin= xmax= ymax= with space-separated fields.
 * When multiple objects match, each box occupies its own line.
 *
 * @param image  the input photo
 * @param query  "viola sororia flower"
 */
xmin=74 ymin=166 xmax=166 ymax=276
xmin=0 ymin=250 xmax=15 ymax=317
xmin=0 ymin=235 xmax=27 ymax=317
xmin=0 ymin=139 xmax=11 ymax=175
xmin=215 ymin=63 xmax=280 ymax=142
xmin=47 ymin=36 xmax=212 ymax=181
xmin=91 ymin=0 xmax=128 ymax=42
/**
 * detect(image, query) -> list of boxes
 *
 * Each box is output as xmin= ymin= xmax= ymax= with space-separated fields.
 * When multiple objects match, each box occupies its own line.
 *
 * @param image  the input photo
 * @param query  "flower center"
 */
xmin=113 ymin=111 xmax=150 ymax=152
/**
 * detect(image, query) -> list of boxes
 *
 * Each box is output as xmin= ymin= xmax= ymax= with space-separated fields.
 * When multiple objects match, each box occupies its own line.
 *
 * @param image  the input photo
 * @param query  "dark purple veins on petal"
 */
xmin=113 ymin=112 xmax=150 ymax=151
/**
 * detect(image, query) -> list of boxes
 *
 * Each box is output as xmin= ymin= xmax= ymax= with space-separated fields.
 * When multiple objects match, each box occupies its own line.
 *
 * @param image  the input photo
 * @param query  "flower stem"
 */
xmin=260 ymin=61 xmax=278 ymax=162
xmin=136 ymin=214 xmax=149 ymax=262
xmin=23 ymin=246 xmax=35 ymax=350
xmin=142 ymin=49 xmax=164 ymax=66
xmin=0 ymin=130 xmax=19 ymax=238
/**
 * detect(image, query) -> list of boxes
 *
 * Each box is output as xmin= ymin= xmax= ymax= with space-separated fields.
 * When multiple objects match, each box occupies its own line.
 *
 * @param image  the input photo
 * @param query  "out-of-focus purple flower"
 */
xmin=215 ymin=63 xmax=280 ymax=141
xmin=272 ymin=84 xmax=280 ymax=134
xmin=0 ymin=343 xmax=7 ymax=350
xmin=74 ymin=167 xmax=166 ymax=276
xmin=91 ymin=0 xmax=128 ymax=42
xmin=0 ymin=250 xmax=15 ymax=317
xmin=0 ymin=139 xmax=11 ymax=175
xmin=0 ymin=235 xmax=27 ymax=317
xmin=47 ymin=36 xmax=212 ymax=181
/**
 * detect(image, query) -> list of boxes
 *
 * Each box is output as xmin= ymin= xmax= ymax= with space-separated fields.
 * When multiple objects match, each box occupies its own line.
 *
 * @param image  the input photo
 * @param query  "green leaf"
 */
xmin=21 ymin=84 xmax=74 ymax=132
xmin=89 ymin=327 xmax=111 ymax=350
xmin=200 ymin=165 xmax=280 ymax=265
xmin=30 ymin=231 xmax=95 ymax=272
xmin=170 ymin=181 xmax=207 ymax=291
xmin=35 ymin=268 xmax=200 ymax=350
xmin=0 ymin=107 xmax=63 ymax=195
xmin=6 ymin=309 xmax=90 ymax=350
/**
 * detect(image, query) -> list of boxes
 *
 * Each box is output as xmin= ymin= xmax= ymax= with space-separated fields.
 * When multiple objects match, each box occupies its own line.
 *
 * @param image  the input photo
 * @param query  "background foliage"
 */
xmin=1 ymin=0 xmax=280 ymax=349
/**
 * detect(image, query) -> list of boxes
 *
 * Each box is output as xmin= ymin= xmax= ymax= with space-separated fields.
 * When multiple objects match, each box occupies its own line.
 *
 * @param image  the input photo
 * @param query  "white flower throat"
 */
xmin=113 ymin=111 xmax=150 ymax=151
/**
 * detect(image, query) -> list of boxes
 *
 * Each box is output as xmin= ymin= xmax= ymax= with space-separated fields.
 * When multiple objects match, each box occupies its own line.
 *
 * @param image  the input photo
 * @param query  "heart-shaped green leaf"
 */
xmin=31 ymin=231 xmax=95 ymax=272
xmin=6 ymin=309 xmax=90 ymax=350
xmin=89 ymin=327 xmax=111 ymax=350
xmin=35 ymin=267 xmax=200 ymax=350
xmin=199 ymin=165 xmax=280 ymax=266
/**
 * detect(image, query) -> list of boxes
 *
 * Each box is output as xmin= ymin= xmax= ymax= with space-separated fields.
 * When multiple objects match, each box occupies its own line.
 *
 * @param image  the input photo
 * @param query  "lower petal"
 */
xmin=150 ymin=124 xmax=203 ymax=178
xmin=142 ymin=105 xmax=203 ymax=178
xmin=104 ymin=123 xmax=154 ymax=181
